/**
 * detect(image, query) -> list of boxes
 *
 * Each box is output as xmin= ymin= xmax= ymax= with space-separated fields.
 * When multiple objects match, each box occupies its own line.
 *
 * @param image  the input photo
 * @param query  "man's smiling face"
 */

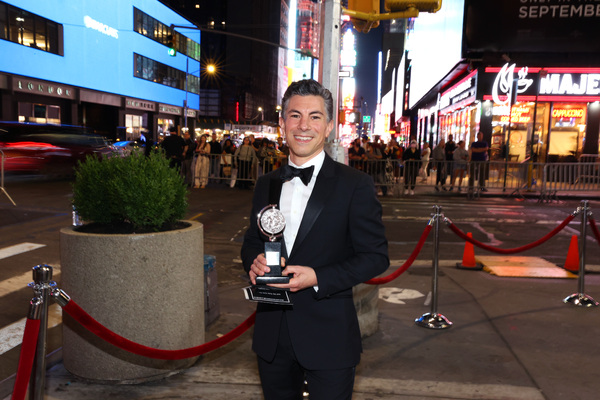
xmin=280 ymin=94 xmax=333 ymax=166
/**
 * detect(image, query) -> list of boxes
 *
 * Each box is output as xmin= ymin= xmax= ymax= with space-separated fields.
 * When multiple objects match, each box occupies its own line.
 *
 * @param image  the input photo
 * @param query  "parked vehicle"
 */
xmin=0 ymin=122 xmax=114 ymax=177
xmin=112 ymin=140 xmax=146 ymax=157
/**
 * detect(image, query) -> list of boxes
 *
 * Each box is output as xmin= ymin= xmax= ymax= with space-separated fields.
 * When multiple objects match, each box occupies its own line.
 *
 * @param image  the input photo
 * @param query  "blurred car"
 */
xmin=112 ymin=140 xmax=146 ymax=157
xmin=0 ymin=121 xmax=114 ymax=177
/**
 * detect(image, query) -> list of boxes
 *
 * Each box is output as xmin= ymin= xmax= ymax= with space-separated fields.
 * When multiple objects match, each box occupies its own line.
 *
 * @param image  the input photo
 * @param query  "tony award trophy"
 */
xmin=243 ymin=204 xmax=292 ymax=304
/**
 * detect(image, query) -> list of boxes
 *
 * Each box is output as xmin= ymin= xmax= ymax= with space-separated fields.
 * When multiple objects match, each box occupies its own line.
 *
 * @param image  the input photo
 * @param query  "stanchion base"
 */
xmin=456 ymin=262 xmax=484 ymax=271
xmin=563 ymin=293 xmax=599 ymax=307
xmin=415 ymin=312 xmax=453 ymax=329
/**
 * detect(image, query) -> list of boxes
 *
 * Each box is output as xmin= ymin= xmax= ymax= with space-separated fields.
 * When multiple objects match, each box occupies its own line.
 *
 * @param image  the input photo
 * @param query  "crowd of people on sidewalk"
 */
xmin=159 ymin=127 xmax=289 ymax=190
xmin=347 ymin=132 xmax=489 ymax=196
xmin=158 ymin=125 xmax=489 ymax=195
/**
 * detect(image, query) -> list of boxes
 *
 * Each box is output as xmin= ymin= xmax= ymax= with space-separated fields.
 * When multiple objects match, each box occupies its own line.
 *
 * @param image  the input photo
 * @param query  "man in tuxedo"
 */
xmin=241 ymin=79 xmax=389 ymax=400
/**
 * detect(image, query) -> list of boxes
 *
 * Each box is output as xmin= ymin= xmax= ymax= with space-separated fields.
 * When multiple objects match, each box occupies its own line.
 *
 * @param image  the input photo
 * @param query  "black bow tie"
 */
xmin=280 ymin=164 xmax=314 ymax=186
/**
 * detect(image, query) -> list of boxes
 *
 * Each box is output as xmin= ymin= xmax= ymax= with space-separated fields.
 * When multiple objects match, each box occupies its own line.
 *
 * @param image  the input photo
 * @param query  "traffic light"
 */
xmin=347 ymin=111 xmax=361 ymax=124
xmin=346 ymin=0 xmax=380 ymax=33
xmin=167 ymin=34 xmax=176 ymax=57
xmin=384 ymin=0 xmax=442 ymax=13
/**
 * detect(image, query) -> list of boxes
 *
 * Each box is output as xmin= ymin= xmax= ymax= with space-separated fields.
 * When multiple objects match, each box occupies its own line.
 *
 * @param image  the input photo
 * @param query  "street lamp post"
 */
xmin=258 ymin=107 xmax=264 ymax=121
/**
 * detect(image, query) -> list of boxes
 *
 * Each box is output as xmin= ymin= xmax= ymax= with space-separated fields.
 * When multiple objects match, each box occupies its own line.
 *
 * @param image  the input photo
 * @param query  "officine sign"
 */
xmin=13 ymin=77 xmax=76 ymax=100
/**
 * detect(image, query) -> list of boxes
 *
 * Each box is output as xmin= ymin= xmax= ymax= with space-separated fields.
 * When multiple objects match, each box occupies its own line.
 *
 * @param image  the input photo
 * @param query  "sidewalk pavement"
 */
xmin=6 ymin=259 xmax=599 ymax=400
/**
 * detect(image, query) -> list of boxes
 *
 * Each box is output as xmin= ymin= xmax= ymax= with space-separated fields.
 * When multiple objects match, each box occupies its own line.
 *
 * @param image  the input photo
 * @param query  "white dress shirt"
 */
xmin=280 ymin=150 xmax=325 ymax=255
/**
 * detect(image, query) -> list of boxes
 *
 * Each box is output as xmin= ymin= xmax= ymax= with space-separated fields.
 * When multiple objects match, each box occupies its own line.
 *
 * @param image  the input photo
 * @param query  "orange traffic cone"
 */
xmin=563 ymin=235 xmax=580 ymax=273
xmin=456 ymin=232 xmax=483 ymax=270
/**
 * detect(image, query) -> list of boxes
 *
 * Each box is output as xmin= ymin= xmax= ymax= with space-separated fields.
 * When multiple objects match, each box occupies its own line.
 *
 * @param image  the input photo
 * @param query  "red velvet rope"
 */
xmin=590 ymin=218 xmax=600 ymax=245
xmin=11 ymin=318 xmax=41 ymax=400
xmin=62 ymin=300 xmax=255 ymax=360
xmin=366 ymin=224 xmax=433 ymax=285
xmin=447 ymin=214 xmax=575 ymax=255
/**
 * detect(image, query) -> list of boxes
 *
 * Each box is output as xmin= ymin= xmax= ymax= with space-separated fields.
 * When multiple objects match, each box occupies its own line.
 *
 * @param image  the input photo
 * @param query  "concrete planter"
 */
xmin=353 ymin=283 xmax=380 ymax=338
xmin=59 ymin=220 xmax=204 ymax=383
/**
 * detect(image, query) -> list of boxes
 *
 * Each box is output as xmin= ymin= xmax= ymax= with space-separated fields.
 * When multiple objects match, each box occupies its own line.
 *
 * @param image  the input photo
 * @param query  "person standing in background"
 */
xmin=209 ymin=132 xmax=222 ymax=182
xmin=181 ymin=130 xmax=196 ymax=187
xmin=193 ymin=134 xmax=210 ymax=189
xmin=402 ymin=139 xmax=421 ymax=195
xmin=469 ymin=131 xmax=489 ymax=192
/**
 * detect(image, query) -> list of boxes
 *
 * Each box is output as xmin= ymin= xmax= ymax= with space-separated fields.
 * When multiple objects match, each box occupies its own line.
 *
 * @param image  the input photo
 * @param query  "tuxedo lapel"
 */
xmin=288 ymin=155 xmax=337 ymax=259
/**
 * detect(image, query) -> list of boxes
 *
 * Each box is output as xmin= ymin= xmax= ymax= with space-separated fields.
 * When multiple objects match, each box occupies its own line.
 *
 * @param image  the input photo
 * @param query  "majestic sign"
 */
xmin=539 ymin=73 xmax=600 ymax=96
xmin=486 ymin=64 xmax=600 ymax=104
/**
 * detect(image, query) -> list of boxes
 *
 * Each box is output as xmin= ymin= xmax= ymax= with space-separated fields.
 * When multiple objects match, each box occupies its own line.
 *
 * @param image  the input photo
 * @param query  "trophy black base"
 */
xmin=255 ymin=275 xmax=290 ymax=285
xmin=243 ymin=285 xmax=292 ymax=305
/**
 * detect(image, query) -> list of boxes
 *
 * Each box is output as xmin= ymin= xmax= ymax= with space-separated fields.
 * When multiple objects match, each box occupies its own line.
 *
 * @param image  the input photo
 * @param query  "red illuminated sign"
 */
xmin=551 ymin=108 xmax=585 ymax=118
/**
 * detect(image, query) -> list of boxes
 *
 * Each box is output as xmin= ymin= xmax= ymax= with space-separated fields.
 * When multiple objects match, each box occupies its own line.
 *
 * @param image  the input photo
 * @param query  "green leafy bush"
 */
xmin=72 ymin=151 xmax=188 ymax=233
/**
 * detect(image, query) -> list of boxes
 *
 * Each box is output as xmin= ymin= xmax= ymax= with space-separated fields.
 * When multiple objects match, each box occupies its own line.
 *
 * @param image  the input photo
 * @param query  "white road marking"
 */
xmin=0 ymin=264 xmax=60 ymax=298
xmin=0 ymin=243 xmax=45 ymax=260
xmin=0 ymin=304 xmax=62 ymax=355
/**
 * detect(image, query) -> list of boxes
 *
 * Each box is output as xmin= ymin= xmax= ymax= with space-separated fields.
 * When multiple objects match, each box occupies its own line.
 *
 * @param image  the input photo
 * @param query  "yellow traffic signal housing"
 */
xmin=384 ymin=0 xmax=442 ymax=13
xmin=347 ymin=0 xmax=380 ymax=33
xmin=343 ymin=0 xmax=442 ymax=33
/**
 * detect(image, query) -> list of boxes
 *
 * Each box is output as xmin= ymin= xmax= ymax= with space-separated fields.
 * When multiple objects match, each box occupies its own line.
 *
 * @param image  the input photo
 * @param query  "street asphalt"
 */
xmin=1 ymin=177 xmax=599 ymax=399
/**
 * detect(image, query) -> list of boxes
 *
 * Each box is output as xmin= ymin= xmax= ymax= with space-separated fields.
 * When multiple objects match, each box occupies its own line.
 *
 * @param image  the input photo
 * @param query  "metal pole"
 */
xmin=28 ymin=264 xmax=55 ymax=400
xmin=184 ymin=57 xmax=189 ymax=130
xmin=564 ymin=201 xmax=598 ymax=307
xmin=319 ymin=0 xmax=341 ymax=141
xmin=416 ymin=206 xmax=453 ymax=329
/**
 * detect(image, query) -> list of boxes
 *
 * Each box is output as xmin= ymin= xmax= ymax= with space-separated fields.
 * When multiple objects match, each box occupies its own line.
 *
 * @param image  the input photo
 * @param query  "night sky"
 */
xmin=353 ymin=24 xmax=383 ymax=119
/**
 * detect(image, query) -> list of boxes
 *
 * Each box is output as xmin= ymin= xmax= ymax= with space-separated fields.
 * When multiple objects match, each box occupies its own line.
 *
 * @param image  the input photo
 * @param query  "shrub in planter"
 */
xmin=72 ymin=151 xmax=188 ymax=233
xmin=62 ymin=151 xmax=204 ymax=382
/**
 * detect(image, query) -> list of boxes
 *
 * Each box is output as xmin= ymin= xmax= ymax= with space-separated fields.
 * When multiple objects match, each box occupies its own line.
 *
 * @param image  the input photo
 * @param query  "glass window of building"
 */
xmin=0 ymin=1 xmax=61 ymax=55
xmin=133 ymin=7 xmax=200 ymax=62
xmin=134 ymin=53 xmax=199 ymax=94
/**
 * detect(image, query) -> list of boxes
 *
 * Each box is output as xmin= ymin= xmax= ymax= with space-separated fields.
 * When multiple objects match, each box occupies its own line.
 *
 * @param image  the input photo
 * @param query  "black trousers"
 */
xmin=257 ymin=316 xmax=355 ymax=400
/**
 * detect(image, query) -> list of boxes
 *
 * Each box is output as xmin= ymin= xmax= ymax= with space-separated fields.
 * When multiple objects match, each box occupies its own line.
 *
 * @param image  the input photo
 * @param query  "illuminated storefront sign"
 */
xmin=540 ymin=73 xmax=600 ymax=96
xmin=14 ymin=78 xmax=75 ymax=99
xmin=491 ymin=63 xmax=534 ymax=106
xmin=552 ymin=108 xmax=586 ymax=118
xmin=485 ymin=65 xmax=600 ymax=103
xmin=439 ymin=70 xmax=477 ymax=113
xmin=499 ymin=105 xmax=532 ymax=124
xmin=84 ymin=15 xmax=119 ymax=39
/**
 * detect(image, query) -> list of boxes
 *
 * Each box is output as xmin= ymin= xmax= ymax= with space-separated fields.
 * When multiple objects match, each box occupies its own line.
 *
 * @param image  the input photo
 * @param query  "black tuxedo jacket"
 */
xmin=242 ymin=154 xmax=389 ymax=370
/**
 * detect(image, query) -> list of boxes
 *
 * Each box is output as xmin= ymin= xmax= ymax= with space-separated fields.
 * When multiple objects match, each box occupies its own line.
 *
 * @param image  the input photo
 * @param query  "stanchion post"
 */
xmin=415 ymin=205 xmax=453 ymax=329
xmin=27 ymin=264 xmax=56 ymax=400
xmin=564 ymin=201 xmax=598 ymax=307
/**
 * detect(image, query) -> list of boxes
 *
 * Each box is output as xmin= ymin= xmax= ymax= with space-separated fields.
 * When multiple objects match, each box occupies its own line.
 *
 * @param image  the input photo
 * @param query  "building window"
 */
xmin=134 ymin=53 xmax=199 ymax=94
xmin=0 ymin=1 xmax=62 ymax=55
xmin=133 ymin=7 xmax=200 ymax=62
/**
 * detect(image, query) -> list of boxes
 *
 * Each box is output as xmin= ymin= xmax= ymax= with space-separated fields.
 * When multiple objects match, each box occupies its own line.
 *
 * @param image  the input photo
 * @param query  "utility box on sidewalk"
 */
xmin=204 ymin=255 xmax=220 ymax=326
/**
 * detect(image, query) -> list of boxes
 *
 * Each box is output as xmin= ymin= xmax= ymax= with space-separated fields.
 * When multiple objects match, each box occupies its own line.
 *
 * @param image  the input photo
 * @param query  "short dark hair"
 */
xmin=281 ymin=79 xmax=333 ymax=122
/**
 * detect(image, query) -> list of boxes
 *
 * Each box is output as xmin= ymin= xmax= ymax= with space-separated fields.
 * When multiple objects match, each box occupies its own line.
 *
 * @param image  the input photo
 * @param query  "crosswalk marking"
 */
xmin=0 ymin=243 xmax=45 ymax=260
xmin=0 ymin=264 xmax=60 ymax=298
xmin=0 ymin=304 xmax=62 ymax=355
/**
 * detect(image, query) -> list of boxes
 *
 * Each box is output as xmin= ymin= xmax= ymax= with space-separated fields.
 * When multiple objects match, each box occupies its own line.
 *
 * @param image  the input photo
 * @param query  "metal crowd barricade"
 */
xmin=0 ymin=149 xmax=16 ymax=205
xmin=541 ymin=161 xmax=600 ymax=201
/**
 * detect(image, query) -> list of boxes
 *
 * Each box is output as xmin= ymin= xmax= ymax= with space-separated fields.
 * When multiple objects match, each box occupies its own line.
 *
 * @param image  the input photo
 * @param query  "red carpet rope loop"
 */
xmin=11 ymin=318 xmax=41 ymax=400
xmin=366 ymin=224 xmax=433 ymax=285
xmin=447 ymin=214 xmax=575 ymax=255
xmin=61 ymin=300 xmax=255 ymax=360
xmin=590 ymin=218 xmax=600 ymax=246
